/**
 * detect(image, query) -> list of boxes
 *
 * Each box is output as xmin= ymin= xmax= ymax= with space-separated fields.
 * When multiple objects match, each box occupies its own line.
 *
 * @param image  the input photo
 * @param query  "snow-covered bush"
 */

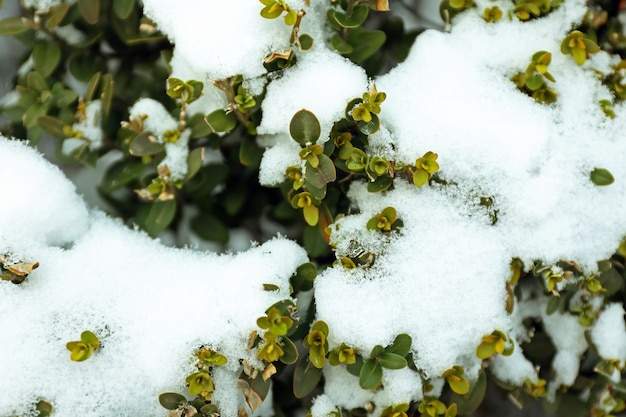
xmin=2 ymin=1 xmax=626 ymax=416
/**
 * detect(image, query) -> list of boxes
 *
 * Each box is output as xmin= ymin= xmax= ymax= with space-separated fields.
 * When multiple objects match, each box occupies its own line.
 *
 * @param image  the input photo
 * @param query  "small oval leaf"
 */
xmin=290 ymin=109 xmax=321 ymax=146
xmin=590 ymin=167 xmax=614 ymax=186
xmin=359 ymin=359 xmax=383 ymax=390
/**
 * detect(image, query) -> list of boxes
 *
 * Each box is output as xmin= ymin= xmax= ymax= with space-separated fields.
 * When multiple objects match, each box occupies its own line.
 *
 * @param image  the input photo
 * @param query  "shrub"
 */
xmin=2 ymin=1 xmax=626 ymax=417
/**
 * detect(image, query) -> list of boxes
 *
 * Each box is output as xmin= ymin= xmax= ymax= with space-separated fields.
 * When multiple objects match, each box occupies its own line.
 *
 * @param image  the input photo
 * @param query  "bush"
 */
xmin=2 ymin=0 xmax=626 ymax=417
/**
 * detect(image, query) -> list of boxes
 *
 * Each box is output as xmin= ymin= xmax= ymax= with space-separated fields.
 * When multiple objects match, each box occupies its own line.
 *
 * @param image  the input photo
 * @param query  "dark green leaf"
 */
xmin=222 ymin=188 xmax=246 ymax=216
xmin=367 ymin=176 xmax=392 ymax=193
xmin=599 ymin=266 xmax=623 ymax=298
xmin=304 ymin=180 xmax=327 ymax=201
xmin=332 ymin=6 xmax=369 ymax=28
xmin=141 ymin=200 xmax=177 ymax=237
xmin=191 ymin=213 xmax=229 ymax=244
xmin=280 ymin=337 xmax=299 ymax=365
xmin=555 ymin=393 xmax=587 ymax=417
xmin=100 ymin=73 xmax=114 ymax=118
xmin=290 ymin=109 xmax=321 ymax=146
xmin=85 ymin=72 xmax=102 ymax=102
xmin=101 ymin=160 xmax=145 ymax=192
xmin=299 ymin=33 xmax=314 ymax=50
xmin=46 ymin=3 xmax=69 ymax=29
xmin=69 ymin=53 xmax=101 ymax=83
xmin=346 ymin=355 xmax=364 ymax=377
xmin=303 ymin=225 xmax=331 ymax=258
xmin=346 ymin=28 xmax=386 ymax=63
xmin=35 ymin=400 xmax=53 ymax=417
xmin=356 ymin=113 xmax=380 ymax=135
xmin=185 ymin=147 xmax=205 ymax=181
xmin=305 ymin=154 xmax=336 ymax=188
xmin=331 ymin=34 xmax=354 ymax=54
xmin=385 ymin=334 xmax=412 ymax=357
xmin=545 ymin=295 xmax=560 ymax=315
xmin=590 ymin=167 xmax=614 ymax=186
xmin=359 ymin=359 xmax=383 ymax=390
xmin=0 ymin=17 xmax=30 ymax=35
xmin=239 ymin=135 xmax=263 ymax=166
xmin=379 ymin=352 xmax=407 ymax=369
xmin=113 ymin=0 xmax=135 ymax=19
xmin=158 ymin=392 xmax=186 ymax=410
xmin=291 ymin=262 xmax=317 ymax=292
xmin=293 ymin=357 xmax=323 ymax=398
xmin=37 ymin=115 xmax=67 ymax=139
xmin=26 ymin=71 xmax=48 ymax=93
xmin=129 ymin=132 xmax=164 ymax=156
xmin=78 ymin=0 xmax=100 ymax=25
xmin=23 ymin=103 xmax=48 ymax=129
xmin=205 ymin=109 xmax=236 ymax=133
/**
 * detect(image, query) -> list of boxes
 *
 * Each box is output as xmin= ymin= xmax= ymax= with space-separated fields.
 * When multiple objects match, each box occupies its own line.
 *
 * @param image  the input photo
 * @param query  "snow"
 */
xmin=4 ymin=0 xmax=626 ymax=416
xmin=0 ymin=137 xmax=308 ymax=417
xmin=591 ymin=304 xmax=626 ymax=363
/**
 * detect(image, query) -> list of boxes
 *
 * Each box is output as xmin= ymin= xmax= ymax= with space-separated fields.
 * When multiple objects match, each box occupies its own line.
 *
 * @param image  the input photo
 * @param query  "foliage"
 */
xmin=2 ymin=0 xmax=626 ymax=417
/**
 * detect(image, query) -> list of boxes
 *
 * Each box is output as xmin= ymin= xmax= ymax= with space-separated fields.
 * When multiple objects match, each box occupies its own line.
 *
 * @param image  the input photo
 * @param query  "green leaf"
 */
xmin=448 ymin=376 xmax=470 ymax=395
xmin=26 ymin=71 xmax=48 ymax=93
xmin=69 ymin=53 xmax=101 ymax=83
xmin=305 ymin=154 xmax=336 ymax=188
xmin=346 ymin=28 xmax=386 ymax=63
xmin=385 ymin=334 xmax=412 ymax=357
xmin=33 ymin=43 xmax=61 ymax=77
xmin=113 ymin=0 xmax=135 ymax=19
xmin=35 ymin=400 xmax=53 ymax=417
xmin=0 ymin=17 xmax=30 ymax=36
xmin=356 ymin=113 xmax=380 ymax=135
xmin=331 ymin=34 xmax=354 ymax=54
xmin=129 ymin=132 xmax=164 ymax=156
xmin=332 ymin=6 xmax=369 ymax=28
xmin=239 ymin=135 xmax=263 ymax=166
xmin=101 ymin=160 xmax=144 ymax=192
xmin=450 ymin=370 xmax=487 ymax=415
xmin=367 ymin=175 xmax=392 ymax=193
xmin=359 ymin=359 xmax=383 ymax=390
xmin=185 ymin=147 xmax=205 ymax=181
xmin=379 ymin=352 xmax=407 ymax=369
xmin=78 ymin=0 xmax=100 ymax=25
xmin=141 ymin=200 xmax=177 ymax=237
xmin=303 ymin=204 xmax=319 ymax=226
xmin=191 ymin=213 xmax=229 ymax=244
xmin=280 ymin=337 xmax=299 ymax=365
xmin=37 ymin=115 xmax=67 ymax=140
xmin=46 ymin=3 xmax=70 ymax=29
xmin=100 ymin=73 xmax=114 ymax=118
xmin=291 ymin=262 xmax=317 ymax=292
xmin=205 ymin=109 xmax=236 ymax=133
xmin=590 ymin=167 xmax=614 ymax=186
xmin=293 ymin=357 xmax=323 ymax=398
xmin=545 ymin=295 xmax=560 ymax=315
xmin=299 ymin=33 xmax=314 ymax=50
xmin=476 ymin=342 xmax=496 ymax=359
xmin=571 ymin=47 xmax=586 ymax=66
xmin=23 ymin=103 xmax=48 ymax=129
xmin=85 ymin=72 xmax=102 ymax=102
xmin=525 ymin=74 xmax=544 ymax=91
xmin=290 ymin=109 xmax=321 ymax=146
xmin=413 ymin=170 xmax=429 ymax=187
